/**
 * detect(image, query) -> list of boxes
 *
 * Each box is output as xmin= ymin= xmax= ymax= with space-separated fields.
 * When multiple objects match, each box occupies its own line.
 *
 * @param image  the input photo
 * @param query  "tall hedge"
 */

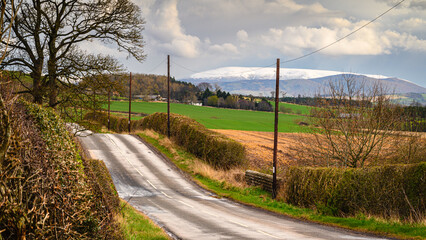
xmin=141 ymin=112 xmax=245 ymax=169
xmin=283 ymin=163 xmax=425 ymax=221
xmin=84 ymin=111 xmax=143 ymax=133
xmin=1 ymin=101 xmax=121 ymax=238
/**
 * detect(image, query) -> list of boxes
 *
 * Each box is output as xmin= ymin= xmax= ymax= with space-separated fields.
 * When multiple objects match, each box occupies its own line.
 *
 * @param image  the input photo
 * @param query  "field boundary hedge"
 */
xmin=283 ymin=162 xmax=425 ymax=222
xmin=84 ymin=111 xmax=144 ymax=133
xmin=84 ymin=111 xmax=246 ymax=169
xmin=140 ymin=112 xmax=246 ymax=169
xmin=1 ymin=101 xmax=121 ymax=239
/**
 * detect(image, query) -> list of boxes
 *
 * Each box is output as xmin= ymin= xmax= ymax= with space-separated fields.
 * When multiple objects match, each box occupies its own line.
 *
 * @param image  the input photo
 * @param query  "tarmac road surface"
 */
xmin=78 ymin=132 xmax=389 ymax=240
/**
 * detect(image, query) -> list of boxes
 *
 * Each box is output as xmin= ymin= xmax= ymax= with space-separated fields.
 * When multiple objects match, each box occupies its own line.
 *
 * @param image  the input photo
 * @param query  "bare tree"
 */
xmin=299 ymin=75 xmax=404 ymax=168
xmin=0 ymin=0 xmax=21 ymax=163
xmin=197 ymin=82 xmax=212 ymax=92
xmin=1 ymin=0 xmax=145 ymax=107
xmin=1 ymin=0 xmax=21 ymax=63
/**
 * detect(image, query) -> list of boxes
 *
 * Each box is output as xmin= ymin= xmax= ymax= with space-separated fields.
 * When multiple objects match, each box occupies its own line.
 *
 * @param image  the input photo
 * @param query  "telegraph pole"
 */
xmin=272 ymin=58 xmax=280 ymax=199
xmin=128 ymin=72 xmax=132 ymax=134
xmin=108 ymin=87 xmax=111 ymax=131
xmin=167 ymin=55 xmax=171 ymax=138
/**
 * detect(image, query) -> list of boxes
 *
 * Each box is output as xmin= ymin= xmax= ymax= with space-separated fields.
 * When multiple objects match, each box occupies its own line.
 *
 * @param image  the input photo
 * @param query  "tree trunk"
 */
xmin=48 ymin=58 xmax=57 ymax=108
xmin=0 ymin=95 xmax=11 ymax=164
xmin=31 ymin=60 xmax=44 ymax=104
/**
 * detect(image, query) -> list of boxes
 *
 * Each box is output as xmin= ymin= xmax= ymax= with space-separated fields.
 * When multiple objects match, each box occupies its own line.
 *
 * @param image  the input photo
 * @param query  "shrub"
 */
xmin=1 ymin=101 xmax=119 ymax=239
xmin=84 ymin=111 xmax=144 ymax=133
xmin=141 ymin=112 xmax=245 ymax=169
xmin=280 ymin=105 xmax=293 ymax=114
xmin=283 ymin=162 xmax=425 ymax=222
xmin=84 ymin=158 xmax=120 ymax=213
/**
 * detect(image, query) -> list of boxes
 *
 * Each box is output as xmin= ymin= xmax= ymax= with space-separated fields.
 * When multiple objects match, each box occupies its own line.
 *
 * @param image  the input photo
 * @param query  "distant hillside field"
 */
xmin=271 ymin=102 xmax=312 ymax=115
xmin=107 ymin=101 xmax=308 ymax=132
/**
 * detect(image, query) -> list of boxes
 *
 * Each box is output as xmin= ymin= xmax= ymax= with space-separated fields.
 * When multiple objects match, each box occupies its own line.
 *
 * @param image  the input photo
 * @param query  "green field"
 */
xmin=107 ymin=101 xmax=308 ymax=132
xmin=270 ymin=101 xmax=312 ymax=115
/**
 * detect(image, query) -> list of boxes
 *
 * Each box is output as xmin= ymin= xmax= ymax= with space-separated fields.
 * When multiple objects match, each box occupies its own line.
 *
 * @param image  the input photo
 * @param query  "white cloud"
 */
xmin=398 ymin=18 xmax=426 ymax=33
xmin=263 ymin=0 xmax=329 ymax=14
xmin=258 ymin=19 xmax=426 ymax=56
xmin=384 ymin=30 xmax=426 ymax=51
xmin=237 ymin=30 xmax=249 ymax=42
xmin=208 ymin=43 xmax=239 ymax=55
xmin=325 ymin=18 xmax=352 ymax=28
xmin=144 ymin=0 xmax=201 ymax=58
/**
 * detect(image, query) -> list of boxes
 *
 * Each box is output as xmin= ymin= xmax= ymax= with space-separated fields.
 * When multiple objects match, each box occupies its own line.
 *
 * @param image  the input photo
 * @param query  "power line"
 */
xmin=144 ymin=57 xmax=167 ymax=74
xmin=170 ymin=59 xmax=198 ymax=73
xmin=150 ymin=0 xmax=405 ymax=77
xmin=282 ymin=0 xmax=406 ymax=64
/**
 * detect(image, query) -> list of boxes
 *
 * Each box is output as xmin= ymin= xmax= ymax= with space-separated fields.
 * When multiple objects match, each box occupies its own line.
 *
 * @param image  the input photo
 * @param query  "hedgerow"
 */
xmin=84 ymin=111 xmax=246 ymax=169
xmin=283 ymin=163 xmax=425 ymax=222
xmin=141 ymin=112 xmax=245 ymax=169
xmin=0 ymin=100 xmax=121 ymax=239
xmin=84 ymin=111 xmax=141 ymax=133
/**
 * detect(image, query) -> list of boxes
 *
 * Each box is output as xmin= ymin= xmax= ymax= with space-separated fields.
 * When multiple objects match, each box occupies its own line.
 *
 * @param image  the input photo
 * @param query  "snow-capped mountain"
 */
xmin=190 ymin=67 xmax=390 ymax=81
xmin=181 ymin=67 xmax=426 ymax=97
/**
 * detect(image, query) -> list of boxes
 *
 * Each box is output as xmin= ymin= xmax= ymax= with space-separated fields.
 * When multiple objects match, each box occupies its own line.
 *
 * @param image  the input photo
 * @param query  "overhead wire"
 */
xmin=144 ymin=57 xmax=167 ymax=74
xmin=282 ymin=0 xmax=407 ymax=64
xmin=146 ymin=0 xmax=405 ymax=77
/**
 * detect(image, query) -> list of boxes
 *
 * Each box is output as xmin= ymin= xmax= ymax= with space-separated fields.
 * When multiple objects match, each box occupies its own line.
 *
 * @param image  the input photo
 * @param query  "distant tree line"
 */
xmin=197 ymin=83 xmax=272 ymax=112
xmin=280 ymin=95 xmax=316 ymax=106
xmin=401 ymin=103 xmax=426 ymax=132
xmin=127 ymin=74 xmax=199 ymax=103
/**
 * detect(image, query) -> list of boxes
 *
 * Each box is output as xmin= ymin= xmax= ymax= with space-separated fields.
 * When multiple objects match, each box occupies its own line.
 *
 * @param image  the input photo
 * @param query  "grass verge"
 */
xmin=118 ymin=200 xmax=170 ymax=240
xmin=137 ymin=130 xmax=426 ymax=240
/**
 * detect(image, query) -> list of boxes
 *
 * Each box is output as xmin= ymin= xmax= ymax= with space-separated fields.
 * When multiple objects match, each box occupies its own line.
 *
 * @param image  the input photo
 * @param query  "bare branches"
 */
xmin=1 ymin=0 xmax=23 ymax=63
xmin=300 ymin=75 xmax=405 ymax=168
xmin=2 ymin=0 xmax=145 ymax=107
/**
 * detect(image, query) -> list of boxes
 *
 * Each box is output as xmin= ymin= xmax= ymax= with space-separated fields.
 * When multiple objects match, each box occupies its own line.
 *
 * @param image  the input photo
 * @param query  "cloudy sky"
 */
xmin=100 ymin=0 xmax=426 ymax=87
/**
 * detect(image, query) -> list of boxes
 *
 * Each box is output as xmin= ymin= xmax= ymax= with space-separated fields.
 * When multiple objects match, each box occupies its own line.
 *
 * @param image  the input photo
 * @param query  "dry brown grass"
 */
xmin=214 ymin=129 xmax=426 ymax=173
xmin=191 ymin=160 xmax=247 ymax=188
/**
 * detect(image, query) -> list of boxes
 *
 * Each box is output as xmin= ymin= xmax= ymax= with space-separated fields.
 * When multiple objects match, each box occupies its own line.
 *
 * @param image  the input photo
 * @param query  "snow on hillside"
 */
xmin=190 ymin=67 xmax=392 ymax=81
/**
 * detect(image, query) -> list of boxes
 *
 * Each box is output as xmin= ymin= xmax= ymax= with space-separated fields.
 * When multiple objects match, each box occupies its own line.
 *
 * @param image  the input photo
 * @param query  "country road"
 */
xmin=78 ymin=132 xmax=389 ymax=240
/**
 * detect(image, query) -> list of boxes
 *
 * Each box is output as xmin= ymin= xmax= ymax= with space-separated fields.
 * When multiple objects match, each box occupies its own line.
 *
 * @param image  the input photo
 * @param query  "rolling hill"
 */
xmin=181 ymin=67 xmax=426 ymax=97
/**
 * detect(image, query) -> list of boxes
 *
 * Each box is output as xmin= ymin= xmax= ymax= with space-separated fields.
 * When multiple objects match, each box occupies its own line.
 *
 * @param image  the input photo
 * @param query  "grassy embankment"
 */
xmin=107 ymin=101 xmax=308 ymax=132
xmin=118 ymin=200 xmax=169 ymax=240
xmin=136 ymin=130 xmax=425 ymax=240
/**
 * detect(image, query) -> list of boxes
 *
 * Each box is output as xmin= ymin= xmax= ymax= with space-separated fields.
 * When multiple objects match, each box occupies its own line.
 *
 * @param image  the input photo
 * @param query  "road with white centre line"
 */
xmin=77 ymin=132 xmax=390 ymax=240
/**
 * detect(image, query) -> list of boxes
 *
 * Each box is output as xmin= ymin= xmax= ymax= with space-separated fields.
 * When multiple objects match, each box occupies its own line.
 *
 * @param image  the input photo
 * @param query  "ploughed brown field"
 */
xmin=212 ymin=129 xmax=308 ymax=172
xmin=214 ymin=129 xmax=426 ymax=172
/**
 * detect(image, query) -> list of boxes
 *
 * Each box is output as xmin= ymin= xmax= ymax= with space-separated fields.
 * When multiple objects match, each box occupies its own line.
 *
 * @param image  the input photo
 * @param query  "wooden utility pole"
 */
xmin=108 ymin=88 xmax=111 ymax=131
xmin=128 ymin=72 xmax=132 ymax=134
xmin=167 ymin=55 xmax=171 ymax=138
xmin=272 ymin=58 xmax=280 ymax=199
